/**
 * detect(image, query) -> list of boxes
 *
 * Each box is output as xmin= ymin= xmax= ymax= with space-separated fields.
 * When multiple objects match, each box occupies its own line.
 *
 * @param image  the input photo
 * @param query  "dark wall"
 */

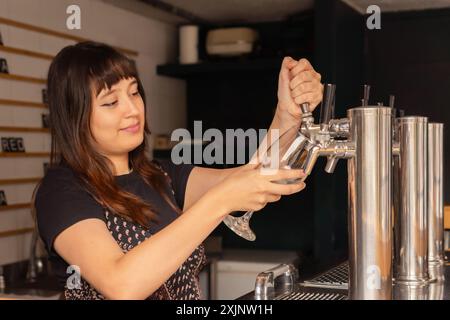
xmin=312 ymin=0 xmax=365 ymax=265
xmin=179 ymin=15 xmax=317 ymax=254
xmin=365 ymin=8 xmax=450 ymax=203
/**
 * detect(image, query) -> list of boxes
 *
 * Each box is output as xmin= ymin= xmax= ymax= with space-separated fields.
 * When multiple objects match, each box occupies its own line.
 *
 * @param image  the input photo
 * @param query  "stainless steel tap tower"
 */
xmin=297 ymin=84 xmax=445 ymax=300
xmin=347 ymin=107 xmax=393 ymax=299
xmin=428 ymin=123 xmax=445 ymax=274
xmin=393 ymin=116 xmax=429 ymax=284
xmin=392 ymin=117 xmax=445 ymax=285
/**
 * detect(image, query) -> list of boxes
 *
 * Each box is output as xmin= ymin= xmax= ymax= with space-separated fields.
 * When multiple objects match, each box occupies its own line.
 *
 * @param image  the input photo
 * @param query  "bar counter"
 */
xmin=239 ymin=261 xmax=450 ymax=300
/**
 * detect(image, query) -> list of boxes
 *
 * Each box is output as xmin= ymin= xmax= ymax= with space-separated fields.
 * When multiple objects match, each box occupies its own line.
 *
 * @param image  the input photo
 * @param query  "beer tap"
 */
xmin=298 ymin=84 xmax=354 ymax=177
xmin=294 ymin=84 xmax=398 ymax=299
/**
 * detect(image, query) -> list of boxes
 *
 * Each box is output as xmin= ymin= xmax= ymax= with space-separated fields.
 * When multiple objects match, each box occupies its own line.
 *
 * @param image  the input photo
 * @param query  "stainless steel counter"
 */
xmin=239 ymin=261 xmax=450 ymax=300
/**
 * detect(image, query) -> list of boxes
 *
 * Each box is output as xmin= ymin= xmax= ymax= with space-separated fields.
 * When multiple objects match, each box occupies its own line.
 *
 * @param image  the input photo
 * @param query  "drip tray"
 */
xmin=302 ymin=261 xmax=349 ymax=290
xmin=275 ymin=290 xmax=347 ymax=300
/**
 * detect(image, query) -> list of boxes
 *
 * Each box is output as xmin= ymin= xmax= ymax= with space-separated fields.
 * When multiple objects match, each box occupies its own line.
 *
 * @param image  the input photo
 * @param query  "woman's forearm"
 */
xmin=184 ymin=105 xmax=302 ymax=210
xmin=110 ymin=187 xmax=227 ymax=299
xmin=109 ymin=108 xmax=302 ymax=299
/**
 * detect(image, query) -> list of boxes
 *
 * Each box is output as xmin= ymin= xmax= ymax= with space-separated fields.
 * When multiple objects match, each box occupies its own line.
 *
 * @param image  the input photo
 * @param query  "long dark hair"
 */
xmin=40 ymin=41 xmax=179 ymax=227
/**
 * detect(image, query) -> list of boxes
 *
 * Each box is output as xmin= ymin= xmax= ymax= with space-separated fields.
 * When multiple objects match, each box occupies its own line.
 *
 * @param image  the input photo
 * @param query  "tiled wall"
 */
xmin=0 ymin=0 xmax=186 ymax=265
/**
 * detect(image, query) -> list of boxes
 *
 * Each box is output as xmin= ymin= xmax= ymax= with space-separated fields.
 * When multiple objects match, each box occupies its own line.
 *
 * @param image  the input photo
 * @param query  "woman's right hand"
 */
xmin=209 ymin=163 xmax=307 ymax=216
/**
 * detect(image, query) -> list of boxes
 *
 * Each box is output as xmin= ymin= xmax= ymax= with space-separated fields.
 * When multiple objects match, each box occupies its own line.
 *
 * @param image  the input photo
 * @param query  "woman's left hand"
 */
xmin=276 ymin=57 xmax=323 ymax=127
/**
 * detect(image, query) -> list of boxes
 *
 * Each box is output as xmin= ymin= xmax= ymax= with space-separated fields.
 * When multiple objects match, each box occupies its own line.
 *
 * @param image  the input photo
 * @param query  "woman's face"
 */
xmin=90 ymin=77 xmax=145 ymax=156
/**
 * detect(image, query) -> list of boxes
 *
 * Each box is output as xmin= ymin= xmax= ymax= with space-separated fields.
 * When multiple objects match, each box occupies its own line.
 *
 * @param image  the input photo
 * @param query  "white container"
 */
xmin=206 ymin=27 xmax=258 ymax=57
xmin=179 ymin=25 xmax=199 ymax=64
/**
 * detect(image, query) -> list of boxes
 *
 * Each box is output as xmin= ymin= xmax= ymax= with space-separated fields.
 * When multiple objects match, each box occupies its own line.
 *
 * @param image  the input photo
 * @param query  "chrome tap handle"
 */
xmin=300 ymin=102 xmax=315 ymax=128
xmin=319 ymin=83 xmax=336 ymax=128
xmin=300 ymin=102 xmax=310 ymax=114
xmin=254 ymin=263 xmax=298 ymax=300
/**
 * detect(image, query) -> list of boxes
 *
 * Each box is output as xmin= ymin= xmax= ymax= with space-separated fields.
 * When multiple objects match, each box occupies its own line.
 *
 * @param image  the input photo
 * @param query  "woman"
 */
xmin=34 ymin=41 xmax=323 ymax=300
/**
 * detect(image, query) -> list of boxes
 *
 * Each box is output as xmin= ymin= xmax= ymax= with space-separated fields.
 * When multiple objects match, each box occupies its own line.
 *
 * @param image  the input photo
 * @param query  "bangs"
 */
xmin=85 ymin=47 xmax=138 ymax=96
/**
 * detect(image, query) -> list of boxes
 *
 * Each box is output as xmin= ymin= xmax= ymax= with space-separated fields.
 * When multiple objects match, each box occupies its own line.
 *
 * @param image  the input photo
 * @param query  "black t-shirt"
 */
xmin=35 ymin=159 xmax=195 ymax=289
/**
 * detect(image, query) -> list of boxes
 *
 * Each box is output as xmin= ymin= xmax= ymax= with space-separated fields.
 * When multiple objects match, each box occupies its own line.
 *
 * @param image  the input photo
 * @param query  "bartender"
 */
xmin=34 ymin=41 xmax=323 ymax=300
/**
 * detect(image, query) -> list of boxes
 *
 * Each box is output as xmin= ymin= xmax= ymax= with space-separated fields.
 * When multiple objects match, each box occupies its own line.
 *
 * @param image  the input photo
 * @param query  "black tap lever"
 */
xmin=389 ymin=95 xmax=395 ymax=108
xmin=362 ymin=84 xmax=371 ymax=106
xmin=319 ymin=83 xmax=336 ymax=127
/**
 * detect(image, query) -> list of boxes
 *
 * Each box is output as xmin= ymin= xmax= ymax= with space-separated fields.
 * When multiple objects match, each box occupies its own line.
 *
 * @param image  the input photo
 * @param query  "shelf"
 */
xmin=0 ymin=227 xmax=33 ymax=238
xmin=156 ymin=58 xmax=283 ymax=79
xmin=0 ymin=203 xmax=31 ymax=211
xmin=0 ymin=16 xmax=138 ymax=57
xmin=0 ymin=152 xmax=50 ymax=157
xmin=0 ymin=126 xmax=49 ymax=133
xmin=0 ymin=72 xmax=46 ymax=84
xmin=0 ymin=177 xmax=41 ymax=185
xmin=0 ymin=98 xmax=47 ymax=109
xmin=0 ymin=45 xmax=53 ymax=60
